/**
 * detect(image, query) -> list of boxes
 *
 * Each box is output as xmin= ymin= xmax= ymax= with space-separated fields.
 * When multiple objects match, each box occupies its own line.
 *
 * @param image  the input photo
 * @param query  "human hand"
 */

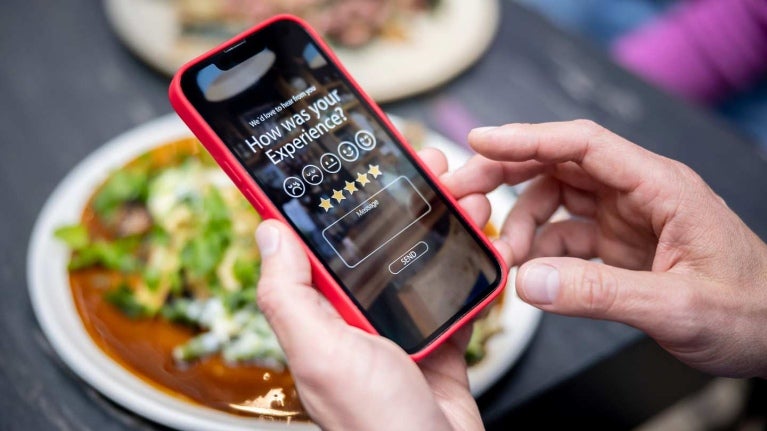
xmin=254 ymin=149 xmax=488 ymax=431
xmin=444 ymin=120 xmax=767 ymax=378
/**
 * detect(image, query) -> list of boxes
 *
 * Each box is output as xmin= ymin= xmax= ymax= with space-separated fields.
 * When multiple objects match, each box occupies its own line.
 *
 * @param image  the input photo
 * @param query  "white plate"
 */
xmin=103 ymin=0 xmax=499 ymax=102
xmin=387 ymin=117 xmax=542 ymax=395
xmin=27 ymin=114 xmax=540 ymax=430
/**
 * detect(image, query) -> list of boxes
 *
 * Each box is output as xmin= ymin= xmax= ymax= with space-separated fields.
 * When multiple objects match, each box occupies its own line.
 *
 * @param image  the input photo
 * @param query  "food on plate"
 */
xmin=466 ymin=223 xmax=505 ymax=365
xmin=56 ymin=138 xmax=304 ymax=419
xmin=465 ymin=295 xmax=503 ymax=364
xmin=176 ymin=0 xmax=441 ymax=48
xmin=54 ymin=133 xmax=504 ymax=419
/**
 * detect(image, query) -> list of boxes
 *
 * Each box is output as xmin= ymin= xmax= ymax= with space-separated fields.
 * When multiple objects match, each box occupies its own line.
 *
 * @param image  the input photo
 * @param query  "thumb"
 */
xmin=516 ymin=257 xmax=694 ymax=335
xmin=255 ymin=220 xmax=344 ymax=357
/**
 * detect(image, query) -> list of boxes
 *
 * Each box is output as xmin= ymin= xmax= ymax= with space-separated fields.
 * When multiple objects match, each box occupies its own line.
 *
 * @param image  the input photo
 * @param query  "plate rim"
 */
xmin=27 ymin=113 xmax=540 ymax=429
xmin=27 ymin=115 xmax=317 ymax=431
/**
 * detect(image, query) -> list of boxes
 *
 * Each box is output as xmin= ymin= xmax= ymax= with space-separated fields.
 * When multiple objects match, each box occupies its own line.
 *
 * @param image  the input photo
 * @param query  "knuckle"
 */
xmin=573 ymin=119 xmax=606 ymax=138
xmin=669 ymin=159 xmax=702 ymax=184
xmin=256 ymin=281 xmax=343 ymax=387
xmin=255 ymin=279 xmax=281 ymax=321
xmin=574 ymin=264 xmax=619 ymax=315
xmin=662 ymin=159 xmax=713 ymax=205
xmin=289 ymin=339 xmax=353 ymax=390
xmin=661 ymin=159 xmax=705 ymax=192
xmin=571 ymin=119 xmax=611 ymax=160
xmin=499 ymin=122 xmax=529 ymax=134
xmin=666 ymin=286 xmax=705 ymax=341
xmin=291 ymin=354 xmax=336 ymax=387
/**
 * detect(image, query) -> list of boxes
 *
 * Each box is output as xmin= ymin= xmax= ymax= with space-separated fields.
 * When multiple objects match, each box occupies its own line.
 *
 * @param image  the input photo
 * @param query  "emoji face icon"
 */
xmin=302 ymin=164 xmax=324 ymax=185
xmin=283 ymin=176 xmax=306 ymax=198
xmin=337 ymin=141 xmax=359 ymax=162
xmin=355 ymin=130 xmax=376 ymax=151
xmin=320 ymin=153 xmax=342 ymax=173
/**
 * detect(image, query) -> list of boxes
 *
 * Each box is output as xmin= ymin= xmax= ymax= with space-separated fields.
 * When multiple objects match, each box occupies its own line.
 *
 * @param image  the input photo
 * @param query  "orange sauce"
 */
xmin=68 ymin=138 xmax=307 ymax=420
xmin=482 ymin=222 xmax=499 ymax=241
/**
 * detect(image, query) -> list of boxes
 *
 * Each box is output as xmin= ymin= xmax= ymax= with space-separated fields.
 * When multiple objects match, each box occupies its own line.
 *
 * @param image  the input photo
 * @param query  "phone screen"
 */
xmin=179 ymin=19 xmax=503 ymax=352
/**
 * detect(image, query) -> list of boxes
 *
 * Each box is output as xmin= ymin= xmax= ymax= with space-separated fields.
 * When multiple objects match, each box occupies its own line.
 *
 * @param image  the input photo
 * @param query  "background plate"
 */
xmin=103 ymin=0 xmax=499 ymax=102
xmin=27 ymin=114 xmax=540 ymax=430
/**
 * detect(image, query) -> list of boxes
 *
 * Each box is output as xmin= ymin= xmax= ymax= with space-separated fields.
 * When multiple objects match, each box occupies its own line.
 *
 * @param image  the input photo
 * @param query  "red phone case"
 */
xmin=169 ymin=14 xmax=507 ymax=361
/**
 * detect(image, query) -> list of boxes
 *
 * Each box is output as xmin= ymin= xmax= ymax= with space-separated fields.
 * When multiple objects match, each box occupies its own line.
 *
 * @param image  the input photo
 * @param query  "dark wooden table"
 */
xmin=2 ymin=1 xmax=766 ymax=429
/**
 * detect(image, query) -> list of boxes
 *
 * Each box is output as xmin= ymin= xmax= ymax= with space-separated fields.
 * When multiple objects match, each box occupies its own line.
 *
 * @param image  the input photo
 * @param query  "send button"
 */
xmin=389 ymin=241 xmax=429 ymax=275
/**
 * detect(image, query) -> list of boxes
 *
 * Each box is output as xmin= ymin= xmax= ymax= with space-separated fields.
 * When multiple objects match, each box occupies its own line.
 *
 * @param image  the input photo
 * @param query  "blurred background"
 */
xmin=517 ymin=0 xmax=767 ymax=155
xmin=2 ymin=0 xmax=767 ymax=430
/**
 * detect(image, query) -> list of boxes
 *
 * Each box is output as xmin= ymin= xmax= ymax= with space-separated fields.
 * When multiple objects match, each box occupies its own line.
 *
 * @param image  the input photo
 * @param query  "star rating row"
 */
xmin=318 ymin=164 xmax=382 ymax=212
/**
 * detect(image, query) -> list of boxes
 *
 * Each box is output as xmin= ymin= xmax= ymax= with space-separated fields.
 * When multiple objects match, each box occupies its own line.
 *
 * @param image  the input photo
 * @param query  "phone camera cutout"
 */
xmin=355 ymin=130 xmax=376 ymax=151
xmin=320 ymin=153 xmax=342 ymax=173
xmin=283 ymin=177 xmax=306 ymax=198
xmin=302 ymin=164 xmax=324 ymax=185
xmin=337 ymin=141 xmax=360 ymax=162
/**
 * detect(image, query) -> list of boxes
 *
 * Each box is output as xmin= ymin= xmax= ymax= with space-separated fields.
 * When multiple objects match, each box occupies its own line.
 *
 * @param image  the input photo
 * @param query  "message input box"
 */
xmin=322 ymin=176 xmax=431 ymax=268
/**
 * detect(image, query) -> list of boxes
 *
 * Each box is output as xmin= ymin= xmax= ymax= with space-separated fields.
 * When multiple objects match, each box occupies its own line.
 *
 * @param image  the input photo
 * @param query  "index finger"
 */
xmin=469 ymin=120 xmax=661 ymax=192
xmin=417 ymin=147 xmax=448 ymax=177
xmin=440 ymin=155 xmax=544 ymax=198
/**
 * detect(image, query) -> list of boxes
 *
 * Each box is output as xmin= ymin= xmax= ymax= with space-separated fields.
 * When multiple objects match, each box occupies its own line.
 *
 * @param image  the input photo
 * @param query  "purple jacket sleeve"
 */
xmin=612 ymin=0 xmax=767 ymax=104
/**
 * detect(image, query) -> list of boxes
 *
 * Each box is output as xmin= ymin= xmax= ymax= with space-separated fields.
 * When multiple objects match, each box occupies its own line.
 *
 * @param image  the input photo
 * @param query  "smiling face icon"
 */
xmin=320 ymin=153 xmax=342 ymax=173
xmin=283 ymin=176 xmax=306 ymax=198
xmin=302 ymin=164 xmax=324 ymax=185
xmin=337 ymin=141 xmax=360 ymax=162
xmin=355 ymin=130 xmax=376 ymax=151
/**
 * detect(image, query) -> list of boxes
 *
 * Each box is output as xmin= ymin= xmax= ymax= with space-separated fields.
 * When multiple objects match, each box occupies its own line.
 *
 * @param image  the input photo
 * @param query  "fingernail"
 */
xmin=471 ymin=126 xmax=496 ymax=135
xmin=255 ymin=224 xmax=280 ymax=257
xmin=521 ymin=264 xmax=560 ymax=304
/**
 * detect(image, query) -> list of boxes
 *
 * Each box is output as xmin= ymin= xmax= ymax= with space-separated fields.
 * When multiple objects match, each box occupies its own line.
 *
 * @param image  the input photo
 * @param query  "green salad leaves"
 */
xmin=56 ymin=156 xmax=283 ymax=368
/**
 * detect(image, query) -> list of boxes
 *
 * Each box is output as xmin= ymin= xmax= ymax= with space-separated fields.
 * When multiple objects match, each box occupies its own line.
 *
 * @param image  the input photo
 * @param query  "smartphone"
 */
xmin=169 ymin=15 xmax=507 ymax=360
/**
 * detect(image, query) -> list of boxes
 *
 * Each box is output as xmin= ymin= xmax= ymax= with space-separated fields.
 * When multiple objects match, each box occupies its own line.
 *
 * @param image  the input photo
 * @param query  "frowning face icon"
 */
xmin=337 ymin=141 xmax=359 ymax=162
xmin=302 ymin=164 xmax=324 ymax=185
xmin=320 ymin=152 xmax=342 ymax=173
xmin=283 ymin=177 xmax=306 ymax=198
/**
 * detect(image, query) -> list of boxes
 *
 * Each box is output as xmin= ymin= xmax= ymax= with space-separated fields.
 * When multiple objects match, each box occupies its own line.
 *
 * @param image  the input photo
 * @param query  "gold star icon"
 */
xmin=356 ymin=172 xmax=370 ymax=186
xmin=319 ymin=198 xmax=333 ymax=212
xmin=331 ymin=189 xmax=346 ymax=203
xmin=368 ymin=164 xmax=382 ymax=178
xmin=344 ymin=181 xmax=358 ymax=195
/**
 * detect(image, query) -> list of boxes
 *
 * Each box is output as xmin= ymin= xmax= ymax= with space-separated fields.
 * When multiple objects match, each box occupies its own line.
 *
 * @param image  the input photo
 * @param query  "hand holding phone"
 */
xmin=169 ymin=15 xmax=507 ymax=359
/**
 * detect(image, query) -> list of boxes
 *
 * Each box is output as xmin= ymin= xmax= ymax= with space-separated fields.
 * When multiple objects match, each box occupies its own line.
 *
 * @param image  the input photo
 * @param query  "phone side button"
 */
xmin=243 ymin=189 xmax=266 ymax=214
xmin=221 ymin=161 xmax=241 ymax=181
xmin=220 ymin=161 xmax=266 ymax=215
